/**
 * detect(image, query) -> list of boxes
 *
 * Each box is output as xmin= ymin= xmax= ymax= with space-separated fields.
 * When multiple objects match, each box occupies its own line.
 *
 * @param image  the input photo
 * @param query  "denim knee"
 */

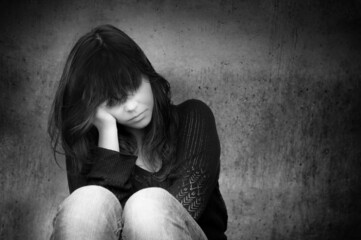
xmin=122 ymin=187 xmax=182 ymax=239
xmin=123 ymin=187 xmax=173 ymax=218
xmin=51 ymin=185 xmax=122 ymax=240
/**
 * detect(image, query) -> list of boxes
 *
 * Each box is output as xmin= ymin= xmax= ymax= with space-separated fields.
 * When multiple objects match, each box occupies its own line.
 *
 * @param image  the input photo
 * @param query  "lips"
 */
xmin=129 ymin=110 xmax=146 ymax=121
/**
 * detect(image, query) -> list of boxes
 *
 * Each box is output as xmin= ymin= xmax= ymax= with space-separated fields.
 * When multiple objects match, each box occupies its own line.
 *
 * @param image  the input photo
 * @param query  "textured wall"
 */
xmin=1 ymin=0 xmax=361 ymax=239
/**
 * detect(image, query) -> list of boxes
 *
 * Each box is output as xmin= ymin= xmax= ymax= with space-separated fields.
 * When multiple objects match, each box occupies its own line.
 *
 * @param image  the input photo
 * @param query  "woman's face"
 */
xmin=105 ymin=76 xmax=154 ymax=130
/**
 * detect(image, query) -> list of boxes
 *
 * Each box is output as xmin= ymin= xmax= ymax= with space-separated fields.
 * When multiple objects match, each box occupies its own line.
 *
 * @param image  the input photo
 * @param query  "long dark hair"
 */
xmin=48 ymin=24 xmax=177 ymax=177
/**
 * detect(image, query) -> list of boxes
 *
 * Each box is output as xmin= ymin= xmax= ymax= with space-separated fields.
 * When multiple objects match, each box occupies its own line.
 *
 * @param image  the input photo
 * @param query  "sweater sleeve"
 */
xmin=65 ymin=147 xmax=137 ymax=206
xmin=66 ymin=156 xmax=87 ymax=193
xmin=168 ymin=100 xmax=221 ymax=220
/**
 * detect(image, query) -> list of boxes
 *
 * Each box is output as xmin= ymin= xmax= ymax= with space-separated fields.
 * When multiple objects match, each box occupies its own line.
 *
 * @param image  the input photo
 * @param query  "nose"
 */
xmin=124 ymin=99 xmax=137 ymax=112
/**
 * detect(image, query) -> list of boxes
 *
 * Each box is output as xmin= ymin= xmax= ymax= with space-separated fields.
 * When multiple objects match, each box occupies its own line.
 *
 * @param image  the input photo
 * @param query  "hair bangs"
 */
xmin=81 ymin=49 xmax=143 ymax=108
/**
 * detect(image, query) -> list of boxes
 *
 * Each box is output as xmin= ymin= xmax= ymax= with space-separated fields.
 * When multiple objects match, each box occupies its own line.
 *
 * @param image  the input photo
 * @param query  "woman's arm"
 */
xmin=93 ymin=103 xmax=120 ymax=152
xmin=167 ymin=100 xmax=221 ymax=220
xmin=65 ymin=104 xmax=137 ymax=205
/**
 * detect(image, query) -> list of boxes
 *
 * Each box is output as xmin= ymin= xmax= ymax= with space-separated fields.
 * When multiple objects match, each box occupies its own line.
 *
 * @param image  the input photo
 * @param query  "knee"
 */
xmin=123 ymin=188 xmax=173 ymax=231
xmin=124 ymin=187 xmax=172 ymax=214
xmin=55 ymin=185 xmax=121 ymax=226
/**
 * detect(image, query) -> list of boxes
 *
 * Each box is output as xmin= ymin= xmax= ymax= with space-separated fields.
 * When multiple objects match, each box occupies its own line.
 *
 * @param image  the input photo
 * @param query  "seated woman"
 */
xmin=48 ymin=24 xmax=228 ymax=240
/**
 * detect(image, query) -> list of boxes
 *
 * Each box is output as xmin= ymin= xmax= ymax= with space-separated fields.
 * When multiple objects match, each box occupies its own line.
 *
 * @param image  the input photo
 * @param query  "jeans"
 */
xmin=50 ymin=186 xmax=208 ymax=240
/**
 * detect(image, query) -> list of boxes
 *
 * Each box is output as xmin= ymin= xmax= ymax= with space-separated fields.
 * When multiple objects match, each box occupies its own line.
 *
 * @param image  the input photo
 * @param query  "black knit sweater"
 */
xmin=66 ymin=99 xmax=228 ymax=240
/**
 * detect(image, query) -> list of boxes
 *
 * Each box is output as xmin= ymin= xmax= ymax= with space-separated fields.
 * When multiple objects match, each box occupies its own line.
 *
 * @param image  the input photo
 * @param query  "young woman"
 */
xmin=48 ymin=24 xmax=228 ymax=240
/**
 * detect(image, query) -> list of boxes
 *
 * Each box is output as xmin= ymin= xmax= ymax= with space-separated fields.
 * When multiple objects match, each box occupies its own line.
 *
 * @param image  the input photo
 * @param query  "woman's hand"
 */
xmin=93 ymin=103 xmax=120 ymax=152
xmin=93 ymin=103 xmax=117 ymax=131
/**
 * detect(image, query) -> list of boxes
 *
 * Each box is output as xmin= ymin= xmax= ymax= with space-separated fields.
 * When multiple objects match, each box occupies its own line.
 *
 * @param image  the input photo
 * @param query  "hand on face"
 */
xmin=92 ymin=79 xmax=154 ymax=132
xmin=93 ymin=102 xmax=117 ymax=131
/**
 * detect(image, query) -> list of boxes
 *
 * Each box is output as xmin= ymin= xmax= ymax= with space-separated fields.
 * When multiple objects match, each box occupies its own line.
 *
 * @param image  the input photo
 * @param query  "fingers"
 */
xmin=93 ymin=102 xmax=117 ymax=130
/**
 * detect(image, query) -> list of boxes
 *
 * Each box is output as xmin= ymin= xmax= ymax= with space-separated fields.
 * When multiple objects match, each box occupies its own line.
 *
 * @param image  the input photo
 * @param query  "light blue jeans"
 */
xmin=50 ymin=186 xmax=207 ymax=240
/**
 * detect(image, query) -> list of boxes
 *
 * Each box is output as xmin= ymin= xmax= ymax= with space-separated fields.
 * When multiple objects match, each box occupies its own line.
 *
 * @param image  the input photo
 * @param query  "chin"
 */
xmin=130 ymin=117 xmax=152 ymax=129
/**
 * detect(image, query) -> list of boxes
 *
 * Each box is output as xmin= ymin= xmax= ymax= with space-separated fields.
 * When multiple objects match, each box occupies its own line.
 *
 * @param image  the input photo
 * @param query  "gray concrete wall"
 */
xmin=1 ymin=0 xmax=360 ymax=239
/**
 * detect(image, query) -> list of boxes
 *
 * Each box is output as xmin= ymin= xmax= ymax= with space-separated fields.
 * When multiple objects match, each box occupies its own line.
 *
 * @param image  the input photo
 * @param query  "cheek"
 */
xmin=109 ymin=109 xmax=126 ymax=121
xmin=145 ymin=83 xmax=154 ymax=104
xmin=147 ymin=90 xmax=154 ymax=106
xmin=149 ymin=95 xmax=154 ymax=106
xmin=140 ymin=93 xmax=153 ymax=107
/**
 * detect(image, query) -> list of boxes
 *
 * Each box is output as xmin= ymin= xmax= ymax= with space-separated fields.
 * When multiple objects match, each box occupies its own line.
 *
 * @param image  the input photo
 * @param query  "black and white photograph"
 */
xmin=1 ymin=0 xmax=360 ymax=239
